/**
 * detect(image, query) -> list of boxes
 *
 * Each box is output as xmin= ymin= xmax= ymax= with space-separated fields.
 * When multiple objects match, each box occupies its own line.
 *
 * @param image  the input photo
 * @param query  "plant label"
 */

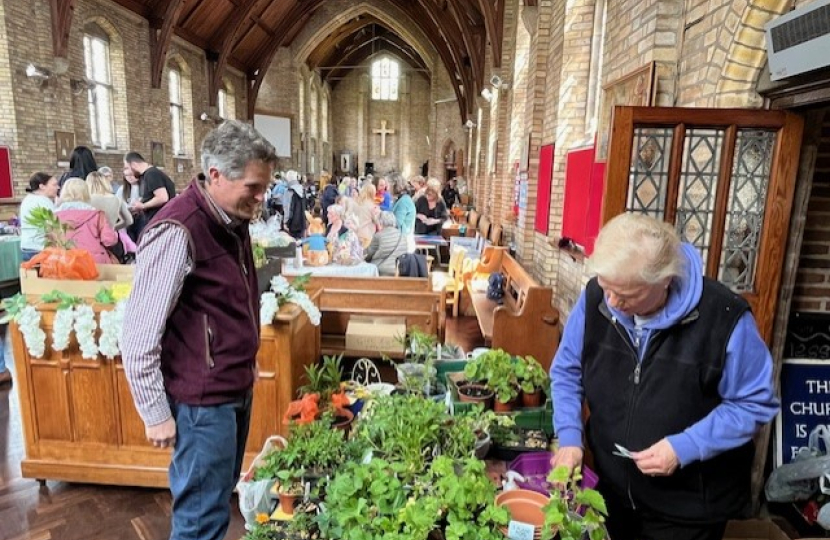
xmin=507 ymin=520 xmax=535 ymax=540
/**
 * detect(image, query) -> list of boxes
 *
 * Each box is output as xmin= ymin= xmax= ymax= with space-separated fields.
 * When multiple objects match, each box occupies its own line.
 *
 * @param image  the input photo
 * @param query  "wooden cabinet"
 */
xmin=10 ymin=301 xmax=320 ymax=488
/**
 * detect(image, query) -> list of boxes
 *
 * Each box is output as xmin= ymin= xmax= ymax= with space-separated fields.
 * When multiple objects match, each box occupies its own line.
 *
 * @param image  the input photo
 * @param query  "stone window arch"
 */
xmin=218 ymin=78 xmax=236 ymax=120
xmin=371 ymin=56 xmax=399 ymax=101
xmin=82 ymin=22 xmax=117 ymax=149
xmin=166 ymin=55 xmax=194 ymax=157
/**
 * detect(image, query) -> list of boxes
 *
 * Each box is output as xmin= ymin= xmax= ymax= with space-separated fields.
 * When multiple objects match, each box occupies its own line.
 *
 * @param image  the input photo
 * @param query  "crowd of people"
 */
xmin=265 ymin=169 xmax=465 ymax=276
xmin=18 ymin=146 xmax=176 ymax=265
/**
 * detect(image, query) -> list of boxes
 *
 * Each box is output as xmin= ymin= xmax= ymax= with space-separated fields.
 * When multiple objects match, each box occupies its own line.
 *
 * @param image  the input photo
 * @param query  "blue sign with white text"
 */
xmin=776 ymin=359 xmax=830 ymax=466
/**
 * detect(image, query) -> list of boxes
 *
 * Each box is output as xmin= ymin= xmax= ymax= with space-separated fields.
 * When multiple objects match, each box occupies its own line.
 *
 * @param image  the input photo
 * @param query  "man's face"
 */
xmin=206 ymin=160 xmax=271 ymax=220
xmin=124 ymin=161 xmax=142 ymax=177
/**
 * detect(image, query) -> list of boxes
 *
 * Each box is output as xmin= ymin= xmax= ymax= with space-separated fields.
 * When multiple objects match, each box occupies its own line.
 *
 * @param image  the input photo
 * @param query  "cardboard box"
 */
xmin=722 ymin=519 xmax=791 ymax=540
xmin=345 ymin=315 xmax=406 ymax=355
xmin=20 ymin=264 xmax=134 ymax=299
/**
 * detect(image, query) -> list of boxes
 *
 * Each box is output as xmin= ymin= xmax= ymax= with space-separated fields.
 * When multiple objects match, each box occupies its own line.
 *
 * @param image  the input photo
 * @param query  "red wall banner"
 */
xmin=535 ymin=144 xmax=554 ymax=234
xmin=562 ymin=145 xmax=604 ymax=255
xmin=0 ymin=146 xmax=12 ymax=199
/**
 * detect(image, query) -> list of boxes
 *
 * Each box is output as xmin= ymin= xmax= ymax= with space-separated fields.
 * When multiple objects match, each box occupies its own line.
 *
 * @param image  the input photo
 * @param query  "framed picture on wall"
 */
xmin=151 ymin=142 xmax=164 ymax=168
xmin=55 ymin=131 xmax=75 ymax=167
xmin=595 ymin=62 xmax=657 ymax=161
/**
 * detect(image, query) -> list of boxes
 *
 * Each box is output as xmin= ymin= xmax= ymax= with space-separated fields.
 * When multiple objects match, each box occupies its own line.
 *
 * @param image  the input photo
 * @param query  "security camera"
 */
xmin=26 ymin=64 xmax=53 ymax=80
xmin=490 ymin=74 xmax=502 ymax=88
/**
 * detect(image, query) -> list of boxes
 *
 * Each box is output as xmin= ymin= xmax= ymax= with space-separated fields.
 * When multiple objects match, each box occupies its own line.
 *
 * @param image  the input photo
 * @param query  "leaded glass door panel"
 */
xmin=603 ymin=106 xmax=803 ymax=344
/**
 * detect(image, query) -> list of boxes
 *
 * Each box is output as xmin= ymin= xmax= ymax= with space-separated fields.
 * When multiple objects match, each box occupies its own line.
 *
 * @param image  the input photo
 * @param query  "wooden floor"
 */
xmin=0 ymin=316 xmax=484 ymax=540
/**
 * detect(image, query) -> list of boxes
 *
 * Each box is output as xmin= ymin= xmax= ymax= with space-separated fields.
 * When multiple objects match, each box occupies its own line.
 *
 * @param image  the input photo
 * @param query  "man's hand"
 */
xmin=631 ymin=438 xmax=679 ymax=477
xmin=551 ymin=446 xmax=584 ymax=475
xmin=146 ymin=417 xmax=177 ymax=449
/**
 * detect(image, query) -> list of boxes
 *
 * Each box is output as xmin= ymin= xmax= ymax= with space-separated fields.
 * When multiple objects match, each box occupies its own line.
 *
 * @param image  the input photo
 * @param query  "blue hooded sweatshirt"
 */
xmin=551 ymin=243 xmax=779 ymax=467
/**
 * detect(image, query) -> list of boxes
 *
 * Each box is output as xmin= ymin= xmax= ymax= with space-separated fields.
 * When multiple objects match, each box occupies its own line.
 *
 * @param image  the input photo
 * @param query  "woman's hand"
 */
xmin=416 ymin=213 xmax=427 ymax=223
xmin=551 ymin=446 xmax=584 ymax=475
xmin=631 ymin=438 xmax=679 ymax=477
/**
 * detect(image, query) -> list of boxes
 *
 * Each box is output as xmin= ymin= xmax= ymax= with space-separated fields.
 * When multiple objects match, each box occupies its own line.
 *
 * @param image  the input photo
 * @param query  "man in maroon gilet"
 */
xmin=122 ymin=120 xmax=277 ymax=540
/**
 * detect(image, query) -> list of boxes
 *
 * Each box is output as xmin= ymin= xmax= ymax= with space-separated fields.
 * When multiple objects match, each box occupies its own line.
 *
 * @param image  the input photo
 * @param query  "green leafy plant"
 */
xmin=0 ymin=293 xmax=29 ymax=324
xmin=94 ymin=287 xmax=116 ymax=305
xmin=298 ymin=354 xmax=345 ymax=407
xmin=41 ymin=290 xmax=83 ymax=310
xmin=541 ymin=466 xmax=608 ymax=540
xmin=316 ymin=456 xmax=508 ymax=540
xmin=25 ymin=207 xmax=74 ymax=249
xmin=516 ymin=355 xmax=549 ymax=394
xmin=253 ymin=243 xmax=267 ymax=270
xmin=463 ymin=349 xmax=521 ymax=403
xmin=276 ymin=466 xmax=306 ymax=495
xmin=402 ymin=328 xmax=438 ymax=364
xmin=241 ymin=522 xmax=282 ymax=540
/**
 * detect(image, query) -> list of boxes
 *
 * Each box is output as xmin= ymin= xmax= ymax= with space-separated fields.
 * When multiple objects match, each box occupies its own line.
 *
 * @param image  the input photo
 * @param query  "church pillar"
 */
xmin=358 ymin=73 xmax=369 ymax=175
xmin=400 ymin=73 xmax=411 ymax=178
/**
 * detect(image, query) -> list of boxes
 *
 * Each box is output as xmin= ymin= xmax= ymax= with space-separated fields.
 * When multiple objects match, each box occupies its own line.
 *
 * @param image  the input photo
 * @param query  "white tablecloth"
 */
xmin=281 ymin=261 xmax=380 ymax=278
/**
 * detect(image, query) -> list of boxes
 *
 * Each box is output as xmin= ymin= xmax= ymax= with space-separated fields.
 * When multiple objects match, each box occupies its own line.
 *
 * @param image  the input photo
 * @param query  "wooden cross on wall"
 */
xmin=373 ymin=120 xmax=395 ymax=156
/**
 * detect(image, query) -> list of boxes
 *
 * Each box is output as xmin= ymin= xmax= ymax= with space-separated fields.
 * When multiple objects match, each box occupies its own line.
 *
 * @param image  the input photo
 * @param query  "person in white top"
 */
xmin=87 ymin=171 xmax=133 ymax=230
xmin=19 ymin=172 xmax=59 ymax=261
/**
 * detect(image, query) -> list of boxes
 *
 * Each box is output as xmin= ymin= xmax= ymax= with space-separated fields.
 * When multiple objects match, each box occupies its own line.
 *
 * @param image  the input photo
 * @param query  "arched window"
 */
xmin=83 ymin=24 xmax=115 ymax=149
xmin=586 ymin=0 xmax=608 ymax=134
xmin=169 ymin=66 xmax=185 ymax=156
xmin=218 ymin=82 xmax=236 ymax=120
xmin=371 ymin=57 xmax=399 ymax=101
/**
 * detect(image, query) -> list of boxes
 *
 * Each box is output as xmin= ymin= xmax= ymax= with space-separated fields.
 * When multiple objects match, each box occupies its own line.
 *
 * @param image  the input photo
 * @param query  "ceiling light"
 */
xmin=200 ymin=111 xmax=224 ymax=124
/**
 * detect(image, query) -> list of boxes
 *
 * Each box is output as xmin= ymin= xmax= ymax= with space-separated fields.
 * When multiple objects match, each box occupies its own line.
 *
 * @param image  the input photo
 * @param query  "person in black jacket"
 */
xmin=319 ymin=176 xmax=339 ymax=225
xmin=551 ymin=213 xmax=779 ymax=540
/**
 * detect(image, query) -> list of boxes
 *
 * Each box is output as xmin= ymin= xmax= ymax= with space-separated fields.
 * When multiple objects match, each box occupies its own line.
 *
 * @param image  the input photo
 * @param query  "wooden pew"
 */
xmin=468 ymin=247 xmax=560 ymax=371
xmin=306 ymin=276 xmax=442 ymax=359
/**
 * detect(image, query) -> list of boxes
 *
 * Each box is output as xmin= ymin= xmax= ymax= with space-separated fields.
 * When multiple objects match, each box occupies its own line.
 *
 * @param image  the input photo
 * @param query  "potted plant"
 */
xmin=516 ymin=355 xmax=549 ymax=407
xmin=541 ymin=466 xmax=608 ymax=540
xmin=462 ymin=349 xmax=520 ymax=411
xmin=276 ymin=467 xmax=306 ymax=516
xmin=394 ymin=328 xmax=440 ymax=396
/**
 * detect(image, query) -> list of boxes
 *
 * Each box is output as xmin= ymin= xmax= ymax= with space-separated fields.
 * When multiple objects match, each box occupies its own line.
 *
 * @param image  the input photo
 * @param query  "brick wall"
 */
xmin=330 ymin=63 xmax=435 ymax=179
xmin=2 ymin=0 xmax=254 ymax=196
xmin=793 ymin=116 xmax=830 ymax=311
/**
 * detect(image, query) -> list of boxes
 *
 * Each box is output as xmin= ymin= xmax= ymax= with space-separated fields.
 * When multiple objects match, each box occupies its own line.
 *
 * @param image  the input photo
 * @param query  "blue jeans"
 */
xmin=168 ymin=392 xmax=253 ymax=540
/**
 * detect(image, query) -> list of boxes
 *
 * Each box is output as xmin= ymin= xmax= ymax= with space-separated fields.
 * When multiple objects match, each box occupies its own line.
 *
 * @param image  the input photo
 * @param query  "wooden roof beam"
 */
xmin=477 ymin=0 xmax=502 ymax=68
xmin=247 ymin=0 xmax=327 ymax=118
xmin=408 ymin=0 xmax=472 ymax=117
xmin=211 ymin=0 xmax=260 ymax=107
xmin=307 ymin=17 xmax=376 ymax=68
xmin=150 ymin=0 xmax=188 ymax=88
xmin=49 ymin=0 xmax=76 ymax=58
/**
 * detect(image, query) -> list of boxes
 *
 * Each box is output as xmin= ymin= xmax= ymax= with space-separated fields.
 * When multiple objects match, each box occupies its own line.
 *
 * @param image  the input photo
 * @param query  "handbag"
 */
xmin=486 ymin=272 xmax=505 ymax=303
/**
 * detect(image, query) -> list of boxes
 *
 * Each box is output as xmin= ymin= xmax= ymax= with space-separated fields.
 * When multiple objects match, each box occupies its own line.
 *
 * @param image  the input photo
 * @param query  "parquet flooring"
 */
xmin=0 ymin=333 xmax=247 ymax=540
xmin=0 ymin=317 xmax=482 ymax=540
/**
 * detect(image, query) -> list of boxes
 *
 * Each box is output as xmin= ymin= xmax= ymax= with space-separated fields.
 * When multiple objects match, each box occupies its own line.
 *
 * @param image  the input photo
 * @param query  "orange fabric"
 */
xmin=21 ymin=248 xmax=99 ymax=280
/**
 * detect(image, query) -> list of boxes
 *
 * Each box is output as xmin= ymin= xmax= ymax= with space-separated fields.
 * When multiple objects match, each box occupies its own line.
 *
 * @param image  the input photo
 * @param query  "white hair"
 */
xmin=378 ymin=211 xmax=397 ymax=228
xmin=589 ymin=213 xmax=684 ymax=285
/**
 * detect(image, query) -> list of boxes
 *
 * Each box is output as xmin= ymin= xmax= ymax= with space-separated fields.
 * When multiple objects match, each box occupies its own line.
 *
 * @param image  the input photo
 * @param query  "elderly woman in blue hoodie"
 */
xmin=551 ymin=213 xmax=778 ymax=540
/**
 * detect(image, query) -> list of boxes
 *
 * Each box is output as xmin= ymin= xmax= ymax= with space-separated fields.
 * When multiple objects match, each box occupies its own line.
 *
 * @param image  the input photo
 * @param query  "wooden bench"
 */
xmin=467 ymin=247 xmax=560 ymax=371
xmin=306 ymin=276 xmax=442 ymax=359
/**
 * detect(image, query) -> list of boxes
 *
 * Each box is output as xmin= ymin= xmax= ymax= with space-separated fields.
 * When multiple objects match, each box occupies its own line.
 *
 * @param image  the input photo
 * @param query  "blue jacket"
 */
xmin=392 ymin=194 xmax=416 ymax=235
xmin=551 ymin=243 xmax=779 ymax=467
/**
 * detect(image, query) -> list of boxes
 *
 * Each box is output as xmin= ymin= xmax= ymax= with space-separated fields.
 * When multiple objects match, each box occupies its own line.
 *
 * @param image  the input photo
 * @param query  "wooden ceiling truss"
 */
xmin=96 ymin=0 xmax=505 ymax=122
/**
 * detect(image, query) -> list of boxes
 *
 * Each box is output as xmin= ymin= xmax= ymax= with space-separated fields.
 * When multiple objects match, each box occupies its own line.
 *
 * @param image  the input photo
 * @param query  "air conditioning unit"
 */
xmin=765 ymin=0 xmax=830 ymax=81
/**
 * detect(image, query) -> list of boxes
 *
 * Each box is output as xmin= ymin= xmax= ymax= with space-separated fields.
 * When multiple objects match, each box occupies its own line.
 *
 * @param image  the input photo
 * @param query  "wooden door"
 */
xmin=603 ymin=106 xmax=804 ymax=344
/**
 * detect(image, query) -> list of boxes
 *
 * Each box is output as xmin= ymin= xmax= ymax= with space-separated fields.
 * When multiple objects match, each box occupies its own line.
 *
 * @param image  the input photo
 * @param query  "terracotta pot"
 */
xmin=457 ymin=383 xmax=494 ymax=409
xmin=279 ymin=492 xmax=298 ymax=515
xmin=495 ymin=489 xmax=549 ymax=533
xmin=494 ymin=394 xmax=520 ymax=412
xmin=331 ymin=407 xmax=355 ymax=433
xmin=522 ymin=389 xmax=543 ymax=408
